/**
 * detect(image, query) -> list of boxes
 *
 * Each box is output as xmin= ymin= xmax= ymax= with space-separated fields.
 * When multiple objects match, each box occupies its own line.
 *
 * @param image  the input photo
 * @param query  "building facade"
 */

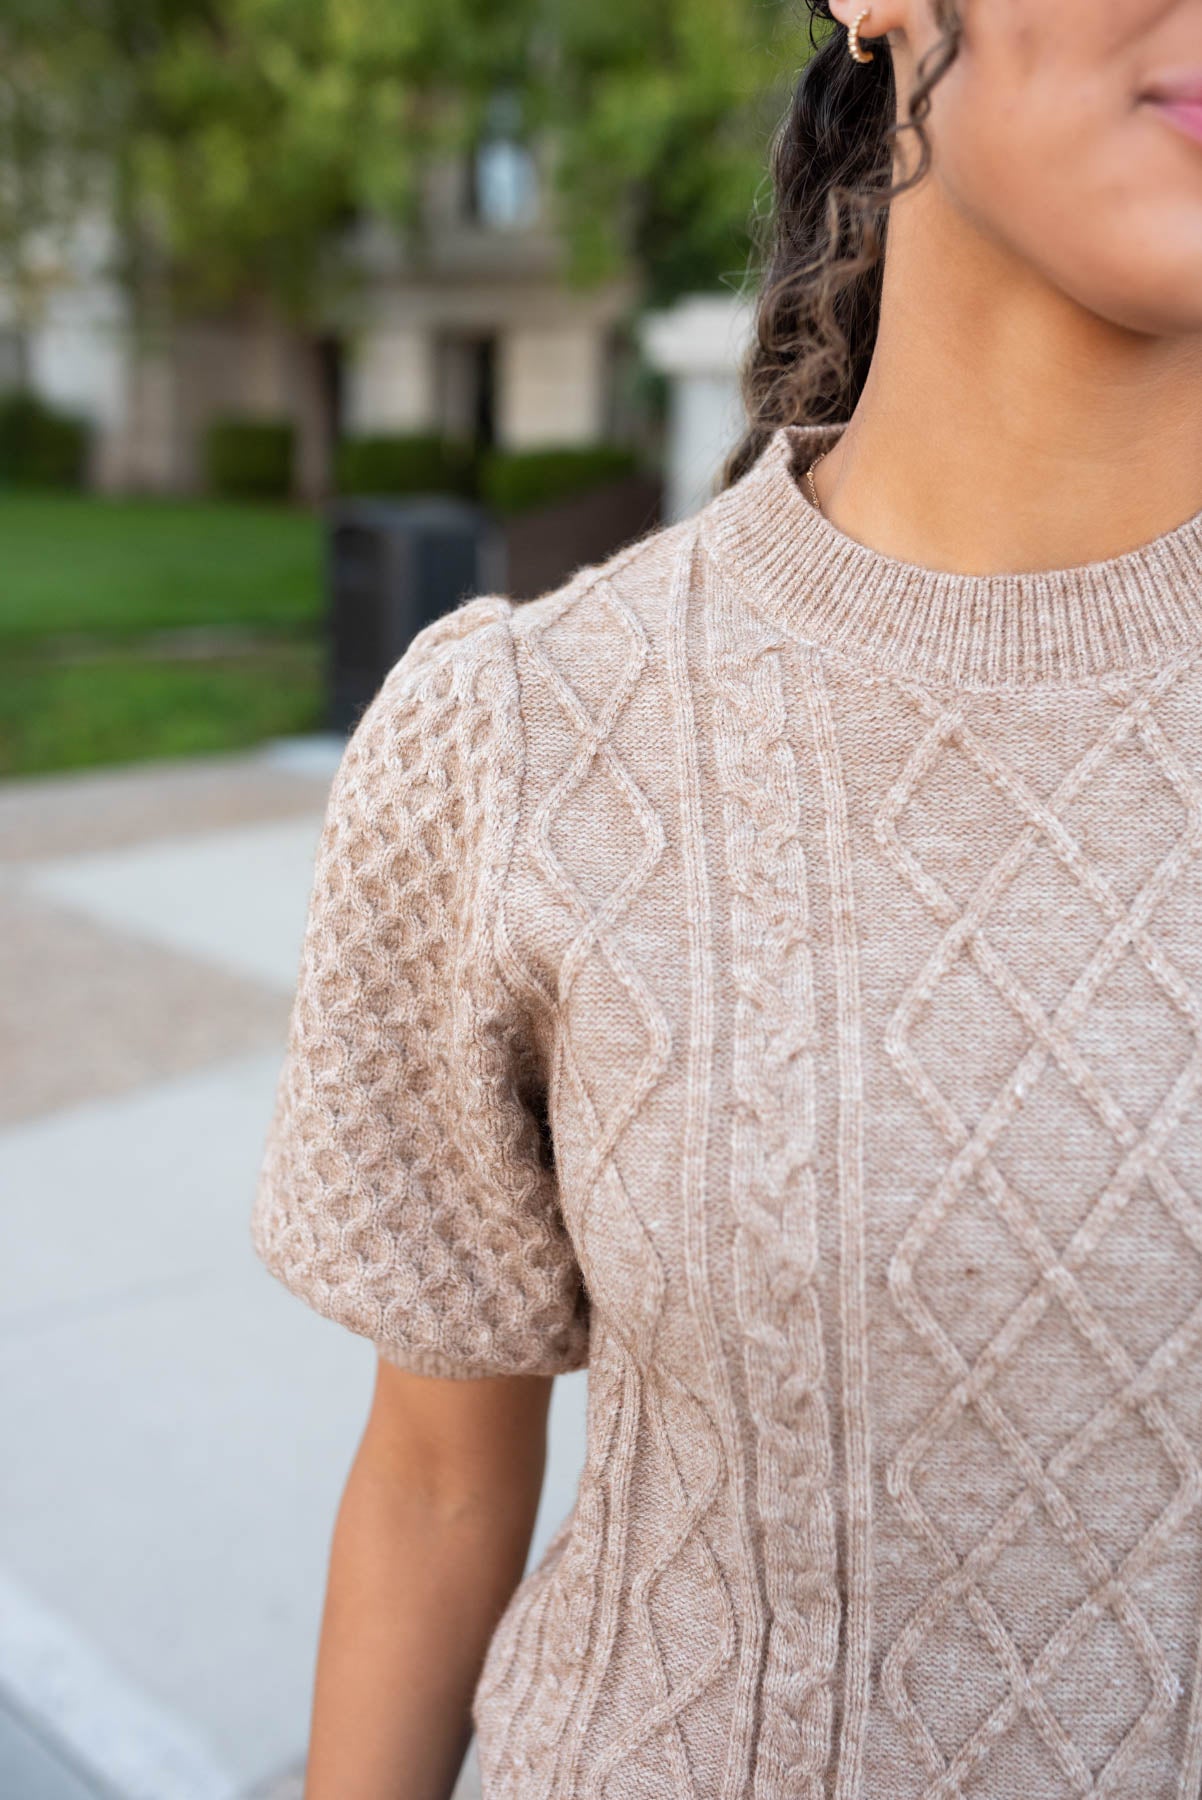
xmin=3 ymin=133 xmax=638 ymax=499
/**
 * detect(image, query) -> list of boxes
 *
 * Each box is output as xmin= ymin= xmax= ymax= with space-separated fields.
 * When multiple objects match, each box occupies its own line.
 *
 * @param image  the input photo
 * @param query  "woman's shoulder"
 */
xmin=505 ymin=509 xmax=701 ymax=666
xmin=355 ymin=507 xmax=707 ymax=786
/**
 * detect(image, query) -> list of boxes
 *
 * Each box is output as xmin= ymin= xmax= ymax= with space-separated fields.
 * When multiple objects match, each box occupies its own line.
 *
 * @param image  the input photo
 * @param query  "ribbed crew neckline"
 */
xmin=702 ymin=421 xmax=1202 ymax=689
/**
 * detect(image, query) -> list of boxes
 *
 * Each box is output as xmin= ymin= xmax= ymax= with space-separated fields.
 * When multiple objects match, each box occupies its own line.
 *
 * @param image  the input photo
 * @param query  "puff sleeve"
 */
xmin=251 ymin=595 xmax=589 ymax=1378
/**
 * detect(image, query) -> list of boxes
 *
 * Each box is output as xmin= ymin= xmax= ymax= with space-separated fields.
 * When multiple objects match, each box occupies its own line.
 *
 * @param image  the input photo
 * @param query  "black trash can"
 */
xmin=325 ymin=496 xmax=505 ymax=733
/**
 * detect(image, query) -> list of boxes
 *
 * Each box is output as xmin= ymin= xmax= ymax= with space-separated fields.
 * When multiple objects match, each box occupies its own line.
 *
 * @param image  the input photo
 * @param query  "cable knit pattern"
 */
xmin=254 ymin=421 xmax=1202 ymax=1797
xmin=704 ymin=555 xmax=840 ymax=1797
xmin=253 ymin=594 xmax=589 ymax=1380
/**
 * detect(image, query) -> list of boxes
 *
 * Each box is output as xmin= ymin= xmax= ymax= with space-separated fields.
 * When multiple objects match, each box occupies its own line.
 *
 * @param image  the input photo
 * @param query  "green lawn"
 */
xmin=0 ymin=491 xmax=322 ymax=641
xmin=0 ymin=492 xmax=327 ymax=776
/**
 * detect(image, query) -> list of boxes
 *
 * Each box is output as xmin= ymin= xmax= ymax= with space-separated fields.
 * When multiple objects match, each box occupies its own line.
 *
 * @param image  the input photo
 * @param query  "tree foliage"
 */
xmin=531 ymin=0 xmax=810 ymax=302
xmin=0 ymin=0 xmax=110 ymax=345
xmin=4 ymin=0 xmax=812 ymax=319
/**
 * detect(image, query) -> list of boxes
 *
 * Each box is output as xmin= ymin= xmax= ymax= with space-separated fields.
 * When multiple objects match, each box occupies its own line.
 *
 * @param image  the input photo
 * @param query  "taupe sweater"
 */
xmin=253 ymin=421 xmax=1202 ymax=1798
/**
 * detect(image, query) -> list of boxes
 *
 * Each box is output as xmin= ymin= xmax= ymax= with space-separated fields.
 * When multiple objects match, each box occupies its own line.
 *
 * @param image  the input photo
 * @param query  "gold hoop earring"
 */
xmin=848 ymin=8 xmax=876 ymax=63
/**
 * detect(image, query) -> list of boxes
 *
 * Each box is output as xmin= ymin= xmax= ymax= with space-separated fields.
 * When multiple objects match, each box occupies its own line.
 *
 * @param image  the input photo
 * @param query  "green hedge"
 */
xmin=334 ymin=432 xmax=477 ymax=499
xmin=205 ymin=418 xmax=295 ymax=501
xmin=479 ymin=445 xmax=640 ymax=517
xmin=0 ymin=393 xmax=90 ymax=488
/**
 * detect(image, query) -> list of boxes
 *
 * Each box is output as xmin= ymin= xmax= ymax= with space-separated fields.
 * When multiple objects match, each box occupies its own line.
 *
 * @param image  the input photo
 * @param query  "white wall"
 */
xmin=342 ymin=325 xmax=438 ymax=436
xmin=497 ymin=322 xmax=606 ymax=449
xmin=11 ymin=207 xmax=134 ymax=487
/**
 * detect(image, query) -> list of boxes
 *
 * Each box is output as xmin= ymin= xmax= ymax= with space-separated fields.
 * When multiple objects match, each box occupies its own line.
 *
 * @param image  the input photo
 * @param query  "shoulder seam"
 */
xmin=379 ymin=594 xmax=514 ymax=694
xmin=506 ymin=515 xmax=691 ymax=626
xmin=490 ymin=605 xmax=557 ymax=1028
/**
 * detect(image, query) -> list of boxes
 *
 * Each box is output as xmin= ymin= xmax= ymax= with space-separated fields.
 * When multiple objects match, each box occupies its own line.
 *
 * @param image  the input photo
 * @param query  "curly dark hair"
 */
xmin=723 ymin=0 xmax=964 ymax=487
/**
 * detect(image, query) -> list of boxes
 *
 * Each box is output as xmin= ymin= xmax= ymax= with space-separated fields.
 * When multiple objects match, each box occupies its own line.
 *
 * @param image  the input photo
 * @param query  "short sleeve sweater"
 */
xmin=253 ymin=421 xmax=1202 ymax=1799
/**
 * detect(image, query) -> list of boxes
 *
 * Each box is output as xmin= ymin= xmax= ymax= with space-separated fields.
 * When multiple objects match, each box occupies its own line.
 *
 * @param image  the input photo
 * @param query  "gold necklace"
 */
xmin=805 ymin=450 xmax=829 ymax=514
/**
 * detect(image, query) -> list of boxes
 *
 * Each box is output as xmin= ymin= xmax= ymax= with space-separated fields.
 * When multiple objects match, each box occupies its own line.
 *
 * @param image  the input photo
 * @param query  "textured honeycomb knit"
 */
xmin=253 ymin=421 xmax=1202 ymax=1798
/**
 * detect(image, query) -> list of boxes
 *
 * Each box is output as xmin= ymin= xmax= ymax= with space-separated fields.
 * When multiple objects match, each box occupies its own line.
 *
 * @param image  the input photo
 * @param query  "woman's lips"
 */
xmin=1148 ymin=96 xmax=1202 ymax=147
xmin=1141 ymin=71 xmax=1202 ymax=147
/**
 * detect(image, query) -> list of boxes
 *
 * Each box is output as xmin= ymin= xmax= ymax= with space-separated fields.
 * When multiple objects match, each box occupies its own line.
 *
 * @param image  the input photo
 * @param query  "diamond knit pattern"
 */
xmin=481 ymin=567 xmax=740 ymax=1799
xmin=254 ymin=421 xmax=1202 ymax=1798
xmin=874 ymin=665 xmax=1202 ymax=1798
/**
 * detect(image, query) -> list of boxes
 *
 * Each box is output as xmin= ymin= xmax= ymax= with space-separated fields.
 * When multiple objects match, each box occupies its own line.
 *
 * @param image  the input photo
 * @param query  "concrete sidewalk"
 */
xmin=0 ymin=743 xmax=588 ymax=1799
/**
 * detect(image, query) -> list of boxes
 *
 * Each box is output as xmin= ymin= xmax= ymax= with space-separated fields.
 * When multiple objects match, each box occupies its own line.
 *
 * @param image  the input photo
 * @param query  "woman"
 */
xmin=252 ymin=0 xmax=1202 ymax=1794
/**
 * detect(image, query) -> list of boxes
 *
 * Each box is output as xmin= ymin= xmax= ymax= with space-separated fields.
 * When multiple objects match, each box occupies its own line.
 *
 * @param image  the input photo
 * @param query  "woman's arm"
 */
xmin=303 ymin=1356 xmax=553 ymax=1800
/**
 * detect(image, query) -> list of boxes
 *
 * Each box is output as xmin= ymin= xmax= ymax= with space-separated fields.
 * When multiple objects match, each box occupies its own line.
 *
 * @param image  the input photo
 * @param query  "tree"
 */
xmin=528 ymin=0 xmax=810 ymax=304
xmin=5 ymin=0 xmax=810 ymax=326
xmin=0 ymin=0 xmax=111 ymax=375
xmin=130 ymin=0 xmax=448 ymax=312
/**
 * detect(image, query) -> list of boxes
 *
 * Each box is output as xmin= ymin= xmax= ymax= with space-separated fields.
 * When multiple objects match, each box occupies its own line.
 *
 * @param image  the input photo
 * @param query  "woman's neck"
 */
xmin=811 ymin=172 xmax=1202 ymax=576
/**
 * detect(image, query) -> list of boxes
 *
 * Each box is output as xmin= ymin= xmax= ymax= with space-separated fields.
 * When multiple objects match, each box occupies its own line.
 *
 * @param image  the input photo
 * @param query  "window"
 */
xmin=468 ymin=92 xmax=540 ymax=231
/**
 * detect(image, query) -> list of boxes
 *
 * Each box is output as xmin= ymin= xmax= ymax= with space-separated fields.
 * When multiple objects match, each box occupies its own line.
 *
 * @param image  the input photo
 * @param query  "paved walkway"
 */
xmin=1 ymin=742 xmax=588 ymax=1799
